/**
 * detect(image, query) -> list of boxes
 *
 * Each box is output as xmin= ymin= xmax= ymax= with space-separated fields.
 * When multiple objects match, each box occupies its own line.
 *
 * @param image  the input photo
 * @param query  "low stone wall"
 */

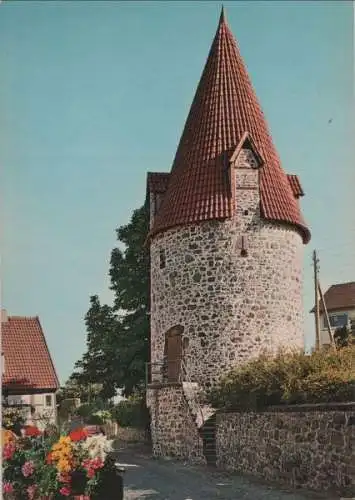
xmin=216 ymin=403 xmax=355 ymax=495
xmin=147 ymin=384 xmax=205 ymax=464
xmin=115 ymin=426 xmax=148 ymax=443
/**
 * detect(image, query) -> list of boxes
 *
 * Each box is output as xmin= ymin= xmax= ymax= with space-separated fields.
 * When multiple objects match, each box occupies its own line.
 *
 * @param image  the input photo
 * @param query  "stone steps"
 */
xmin=182 ymin=381 xmax=215 ymax=428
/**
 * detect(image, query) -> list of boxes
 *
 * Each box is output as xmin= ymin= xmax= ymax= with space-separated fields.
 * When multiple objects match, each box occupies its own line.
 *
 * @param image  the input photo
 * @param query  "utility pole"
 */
xmin=313 ymin=250 xmax=321 ymax=351
xmin=318 ymin=281 xmax=335 ymax=347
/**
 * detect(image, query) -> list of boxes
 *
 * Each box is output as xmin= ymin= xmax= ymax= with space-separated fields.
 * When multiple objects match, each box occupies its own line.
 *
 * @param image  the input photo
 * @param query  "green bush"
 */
xmin=75 ymin=403 xmax=97 ymax=419
xmin=86 ymin=413 xmax=104 ymax=425
xmin=207 ymin=345 xmax=355 ymax=410
xmin=112 ymin=397 xmax=149 ymax=429
xmin=74 ymin=404 xmax=113 ymax=425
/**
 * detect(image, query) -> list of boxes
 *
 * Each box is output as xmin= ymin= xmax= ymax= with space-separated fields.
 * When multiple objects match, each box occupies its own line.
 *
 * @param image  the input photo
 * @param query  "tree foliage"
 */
xmin=71 ymin=205 xmax=150 ymax=398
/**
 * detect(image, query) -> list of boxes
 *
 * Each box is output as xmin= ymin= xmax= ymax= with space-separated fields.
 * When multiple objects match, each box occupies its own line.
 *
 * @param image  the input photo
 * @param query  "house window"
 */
xmin=159 ymin=249 xmax=166 ymax=269
xmin=324 ymin=313 xmax=348 ymax=329
xmin=45 ymin=395 xmax=52 ymax=407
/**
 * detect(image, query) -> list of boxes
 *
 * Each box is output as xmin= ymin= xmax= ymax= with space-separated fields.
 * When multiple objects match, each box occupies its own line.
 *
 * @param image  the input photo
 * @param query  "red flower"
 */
xmin=46 ymin=452 xmax=52 ymax=464
xmin=3 ymin=442 xmax=16 ymax=460
xmin=23 ymin=425 xmax=41 ymax=437
xmin=82 ymin=457 xmax=104 ymax=479
xmin=69 ymin=427 xmax=88 ymax=442
xmin=87 ymin=468 xmax=95 ymax=479
xmin=27 ymin=484 xmax=37 ymax=500
xmin=59 ymin=486 xmax=71 ymax=496
xmin=58 ymin=472 xmax=71 ymax=484
xmin=21 ymin=460 xmax=35 ymax=477
xmin=3 ymin=481 xmax=14 ymax=494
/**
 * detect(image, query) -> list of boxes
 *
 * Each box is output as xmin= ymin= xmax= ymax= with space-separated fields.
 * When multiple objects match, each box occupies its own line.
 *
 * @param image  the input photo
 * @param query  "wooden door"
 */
xmin=166 ymin=328 xmax=182 ymax=382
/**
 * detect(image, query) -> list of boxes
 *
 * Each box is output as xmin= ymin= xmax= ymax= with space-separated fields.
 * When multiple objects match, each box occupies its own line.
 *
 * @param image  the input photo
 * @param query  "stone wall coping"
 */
xmin=216 ymin=401 xmax=355 ymax=414
xmin=147 ymin=382 xmax=182 ymax=390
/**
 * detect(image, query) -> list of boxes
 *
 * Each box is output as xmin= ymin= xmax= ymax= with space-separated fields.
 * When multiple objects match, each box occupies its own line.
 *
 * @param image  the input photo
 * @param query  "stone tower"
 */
xmin=146 ymin=9 xmax=310 ymax=391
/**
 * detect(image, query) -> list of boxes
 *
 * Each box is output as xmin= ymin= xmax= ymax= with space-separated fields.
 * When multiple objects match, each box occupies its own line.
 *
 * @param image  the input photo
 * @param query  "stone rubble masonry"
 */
xmin=146 ymin=385 xmax=205 ymax=465
xmin=216 ymin=404 xmax=355 ymax=495
xmin=150 ymin=147 xmax=304 ymax=388
xmin=115 ymin=426 xmax=148 ymax=444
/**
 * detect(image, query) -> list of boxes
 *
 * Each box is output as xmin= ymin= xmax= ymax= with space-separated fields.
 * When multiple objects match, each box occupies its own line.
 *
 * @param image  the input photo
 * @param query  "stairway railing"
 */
xmin=145 ymin=358 xmax=206 ymax=427
xmin=180 ymin=359 xmax=205 ymax=428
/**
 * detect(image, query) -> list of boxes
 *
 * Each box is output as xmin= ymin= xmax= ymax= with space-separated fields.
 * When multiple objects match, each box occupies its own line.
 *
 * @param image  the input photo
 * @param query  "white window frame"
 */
xmin=45 ymin=394 xmax=52 ymax=407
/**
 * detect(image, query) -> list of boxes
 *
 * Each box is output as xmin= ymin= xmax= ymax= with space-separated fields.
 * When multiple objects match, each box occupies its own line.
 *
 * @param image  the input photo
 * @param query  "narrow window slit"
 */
xmin=240 ymin=235 xmax=248 ymax=257
xmin=159 ymin=249 xmax=166 ymax=269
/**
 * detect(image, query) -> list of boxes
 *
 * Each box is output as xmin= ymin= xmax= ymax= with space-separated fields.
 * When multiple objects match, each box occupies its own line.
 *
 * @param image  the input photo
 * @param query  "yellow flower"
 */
xmin=1 ymin=429 xmax=17 ymax=448
xmin=49 ymin=435 xmax=76 ymax=474
xmin=57 ymin=458 xmax=72 ymax=473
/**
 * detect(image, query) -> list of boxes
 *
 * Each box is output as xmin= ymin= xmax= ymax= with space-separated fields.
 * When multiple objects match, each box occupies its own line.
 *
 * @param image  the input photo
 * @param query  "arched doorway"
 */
xmin=164 ymin=325 xmax=184 ymax=382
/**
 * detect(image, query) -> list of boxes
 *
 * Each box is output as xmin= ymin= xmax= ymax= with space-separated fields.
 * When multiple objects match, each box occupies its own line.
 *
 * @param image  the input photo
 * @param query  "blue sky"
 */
xmin=0 ymin=1 xmax=353 ymax=384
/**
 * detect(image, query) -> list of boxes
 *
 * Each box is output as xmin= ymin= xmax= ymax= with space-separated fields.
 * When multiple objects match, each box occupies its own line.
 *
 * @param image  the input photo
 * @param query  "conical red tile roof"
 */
xmin=150 ymin=9 xmax=310 ymax=243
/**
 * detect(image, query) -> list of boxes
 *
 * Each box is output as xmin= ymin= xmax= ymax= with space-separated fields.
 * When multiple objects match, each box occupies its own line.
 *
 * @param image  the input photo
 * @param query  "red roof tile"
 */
xmin=149 ymin=9 xmax=310 ymax=243
xmin=287 ymin=174 xmax=304 ymax=198
xmin=310 ymin=282 xmax=355 ymax=313
xmin=2 ymin=315 xmax=59 ymax=393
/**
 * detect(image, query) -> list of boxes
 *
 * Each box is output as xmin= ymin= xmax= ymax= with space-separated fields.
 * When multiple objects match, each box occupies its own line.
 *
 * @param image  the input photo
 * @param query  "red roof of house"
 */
xmin=310 ymin=282 xmax=355 ymax=313
xmin=2 ymin=314 xmax=59 ymax=393
xmin=149 ymin=9 xmax=310 ymax=243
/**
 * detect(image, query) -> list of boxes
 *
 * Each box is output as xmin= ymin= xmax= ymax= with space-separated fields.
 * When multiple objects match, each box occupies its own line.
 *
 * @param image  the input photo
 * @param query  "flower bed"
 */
xmin=2 ymin=424 xmax=123 ymax=499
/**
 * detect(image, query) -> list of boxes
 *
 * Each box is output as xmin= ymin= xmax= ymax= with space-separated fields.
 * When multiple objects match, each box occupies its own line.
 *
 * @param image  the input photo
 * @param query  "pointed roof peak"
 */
xmin=149 ymin=9 xmax=310 ymax=244
xmin=219 ymin=5 xmax=226 ymax=25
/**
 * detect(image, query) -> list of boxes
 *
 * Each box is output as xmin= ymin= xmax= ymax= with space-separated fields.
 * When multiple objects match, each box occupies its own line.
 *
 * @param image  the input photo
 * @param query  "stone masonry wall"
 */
xmin=114 ymin=426 xmax=148 ymax=443
xmin=150 ymin=147 xmax=304 ymax=388
xmin=216 ymin=405 xmax=355 ymax=495
xmin=146 ymin=385 xmax=205 ymax=464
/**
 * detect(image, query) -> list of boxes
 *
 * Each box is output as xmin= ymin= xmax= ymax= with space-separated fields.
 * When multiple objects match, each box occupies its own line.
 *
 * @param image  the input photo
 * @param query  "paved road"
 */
xmin=116 ymin=450 xmax=331 ymax=500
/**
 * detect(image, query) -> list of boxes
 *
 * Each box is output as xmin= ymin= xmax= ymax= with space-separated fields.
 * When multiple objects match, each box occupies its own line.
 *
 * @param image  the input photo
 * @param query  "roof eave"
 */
xmin=3 ymin=385 xmax=59 ymax=395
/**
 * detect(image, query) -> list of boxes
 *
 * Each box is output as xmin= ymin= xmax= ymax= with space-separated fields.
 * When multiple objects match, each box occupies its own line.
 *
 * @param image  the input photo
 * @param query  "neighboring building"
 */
xmin=310 ymin=282 xmax=355 ymax=347
xmin=1 ymin=309 xmax=60 ymax=429
xmin=146 ymin=9 xmax=310 ymax=462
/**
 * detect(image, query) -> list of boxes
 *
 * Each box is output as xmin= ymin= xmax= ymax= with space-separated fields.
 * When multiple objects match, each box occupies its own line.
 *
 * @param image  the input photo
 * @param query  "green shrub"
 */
xmin=112 ymin=397 xmax=149 ymax=429
xmin=74 ymin=401 xmax=114 ymax=426
xmin=334 ymin=326 xmax=353 ymax=348
xmin=92 ymin=410 xmax=112 ymax=423
xmin=75 ymin=403 xmax=97 ymax=419
xmin=86 ymin=413 xmax=104 ymax=425
xmin=207 ymin=345 xmax=355 ymax=410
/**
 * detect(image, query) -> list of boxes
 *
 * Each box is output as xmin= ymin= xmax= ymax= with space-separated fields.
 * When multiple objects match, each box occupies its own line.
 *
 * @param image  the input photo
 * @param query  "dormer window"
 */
xmin=159 ymin=249 xmax=166 ymax=269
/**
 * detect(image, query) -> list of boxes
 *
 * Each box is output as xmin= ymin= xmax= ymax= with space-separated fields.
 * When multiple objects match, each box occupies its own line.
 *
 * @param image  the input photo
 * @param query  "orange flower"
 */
xmin=69 ymin=427 xmax=88 ymax=442
xmin=1 ymin=429 xmax=17 ymax=446
xmin=46 ymin=451 xmax=53 ymax=464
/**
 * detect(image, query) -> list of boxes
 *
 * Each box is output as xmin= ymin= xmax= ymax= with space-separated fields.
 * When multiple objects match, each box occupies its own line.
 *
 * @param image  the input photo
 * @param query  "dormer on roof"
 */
xmin=229 ymin=132 xmax=264 ymax=169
